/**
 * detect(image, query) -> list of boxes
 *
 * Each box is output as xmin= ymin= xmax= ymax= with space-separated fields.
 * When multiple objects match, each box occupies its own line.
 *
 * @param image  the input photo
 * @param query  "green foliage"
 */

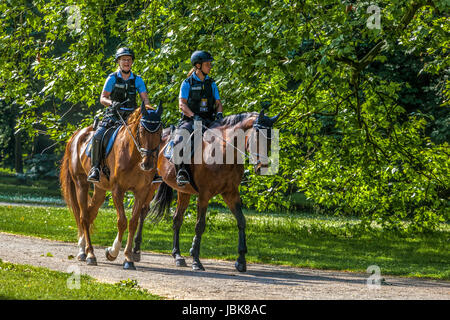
xmin=0 ymin=0 xmax=448 ymax=232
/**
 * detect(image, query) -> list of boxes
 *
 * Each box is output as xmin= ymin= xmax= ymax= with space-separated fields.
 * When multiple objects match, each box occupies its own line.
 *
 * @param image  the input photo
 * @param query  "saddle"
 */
xmin=163 ymin=125 xmax=199 ymax=191
xmin=163 ymin=125 xmax=199 ymax=163
xmin=85 ymin=125 xmax=123 ymax=180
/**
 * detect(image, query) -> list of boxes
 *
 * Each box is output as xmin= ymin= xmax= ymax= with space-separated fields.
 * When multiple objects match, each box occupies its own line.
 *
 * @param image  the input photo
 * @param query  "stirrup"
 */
xmin=87 ymin=167 xmax=100 ymax=183
xmin=152 ymin=174 xmax=163 ymax=183
xmin=176 ymin=169 xmax=189 ymax=186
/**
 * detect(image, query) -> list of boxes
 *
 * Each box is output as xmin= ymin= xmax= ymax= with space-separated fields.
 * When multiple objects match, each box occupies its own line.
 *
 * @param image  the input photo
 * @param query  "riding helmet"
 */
xmin=190 ymin=50 xmax=214 ymax=66
xmin=115 ymin=47 xmax=135 ymax=62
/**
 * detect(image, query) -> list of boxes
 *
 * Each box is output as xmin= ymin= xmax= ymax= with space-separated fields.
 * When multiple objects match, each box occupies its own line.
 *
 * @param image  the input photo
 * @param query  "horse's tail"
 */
xmin=148 ymin=181 xmax=174 ymax=223
xmin=59 ymin=133 xmax=81 ymax=232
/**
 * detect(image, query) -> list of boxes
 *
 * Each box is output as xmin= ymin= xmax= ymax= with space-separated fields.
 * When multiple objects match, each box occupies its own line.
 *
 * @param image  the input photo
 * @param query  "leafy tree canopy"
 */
xmin=0 ymin=0 xmax=448 ymax=232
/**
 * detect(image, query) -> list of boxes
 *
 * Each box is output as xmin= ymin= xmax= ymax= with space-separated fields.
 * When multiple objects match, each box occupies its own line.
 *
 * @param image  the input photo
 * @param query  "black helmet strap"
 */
xmin=195 ymin=63 xmax=208 ymax=78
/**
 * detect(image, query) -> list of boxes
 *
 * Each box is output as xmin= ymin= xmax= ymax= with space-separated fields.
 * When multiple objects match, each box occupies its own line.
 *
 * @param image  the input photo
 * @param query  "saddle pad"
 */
xmin=163 ymin=140 xmax=175 ymax=162
xmin=85 ymin=125 xmax=123 ymax=158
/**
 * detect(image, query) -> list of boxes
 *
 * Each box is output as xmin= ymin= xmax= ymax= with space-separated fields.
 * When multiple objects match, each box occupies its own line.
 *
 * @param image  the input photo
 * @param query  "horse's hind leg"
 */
xmin=75 ymin=176 xmax=97 ymax=266
xmin=76 ymin=186 xmax=106 ymax=262
xmin=172 ymin=192 xmax=190 ymax=267
xmin=87 ymin=186 xmax=106 ymax=227
xmin=190 ymin=196 xmax=209 ymax=271
xmin=222 ymin=191 xmax=247 ymax=272
xmin=69 ymin=197 xmax=86 ymax=261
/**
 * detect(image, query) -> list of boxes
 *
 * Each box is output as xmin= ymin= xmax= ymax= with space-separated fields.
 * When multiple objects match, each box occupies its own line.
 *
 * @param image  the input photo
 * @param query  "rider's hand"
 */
xmin=216 ymin=112 xmax=224 ymax=122
xmin=192 ymin=114 xmax=203 ymax=122
xmin=111 ymin=101 xmax=121 ymax=112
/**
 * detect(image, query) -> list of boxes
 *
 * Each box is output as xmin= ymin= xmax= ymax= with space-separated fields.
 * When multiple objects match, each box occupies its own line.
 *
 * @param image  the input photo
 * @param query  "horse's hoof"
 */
xmin=132 ymin=251 xmax=141 ymax=263
xmin=77 ymin=253 xmax=87 ymax=262
xmin=175 ymin=258 xmax=187 ymax=267
xmin=192 ymin=261 xmax=205 ymax=271
xmin=105 ymin=248 xmax=117 ymax=261
xmin=235 ymin=261 xmax=247 ymax=272
xmin=123 ymin=261 xmax=136 ymax=270
xmin=86 ymin=257 xmax=97 ymax=266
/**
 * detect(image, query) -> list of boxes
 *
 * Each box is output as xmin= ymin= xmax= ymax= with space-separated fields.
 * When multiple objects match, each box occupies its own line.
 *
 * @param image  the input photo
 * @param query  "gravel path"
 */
xmin=0 ymin=232 xmax=448 ymax=300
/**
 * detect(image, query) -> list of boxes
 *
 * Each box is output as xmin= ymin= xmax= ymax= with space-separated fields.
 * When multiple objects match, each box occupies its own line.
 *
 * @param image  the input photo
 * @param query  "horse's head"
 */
xmin=248 ymin=108 xmax=280 ymax=175
xmin=138 ymin=102 xmax=163 ymax=171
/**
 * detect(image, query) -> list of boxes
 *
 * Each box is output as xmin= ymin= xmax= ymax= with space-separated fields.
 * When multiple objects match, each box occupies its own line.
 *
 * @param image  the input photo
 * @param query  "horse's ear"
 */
xmin=258 ymin=108 xmax=265 ymax=121
xmin=156 ymin=101 xmax=163 ymax=117
xmin=270 ymin=112 xmax=281 ymax=124
xmin=140 ymin=101 xmax=147 ymax=115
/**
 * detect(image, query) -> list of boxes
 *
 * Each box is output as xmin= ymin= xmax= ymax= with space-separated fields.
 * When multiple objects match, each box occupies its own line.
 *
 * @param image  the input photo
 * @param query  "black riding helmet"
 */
xmin=190 ymin=50 xmax=214 ymax=66
xmin=115 ymin=47 xmax=135 ymax=62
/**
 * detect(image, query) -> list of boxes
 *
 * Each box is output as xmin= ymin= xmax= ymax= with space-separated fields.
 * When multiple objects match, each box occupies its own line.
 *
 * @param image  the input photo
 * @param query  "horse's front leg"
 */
xmin=123 ymin=190 xmax=149 ymax=270
xmin=132 ymin=182 xmax=159 ymax=262
xmin=222 ymin=191 xmax=247 ymax=272
xmin=105 ymin=188 xmax=126 ymax=264
xmin=190 ymin=196 xmax=209 ymax=271
xmin=132 ymin=205 xmax=149 ymax=263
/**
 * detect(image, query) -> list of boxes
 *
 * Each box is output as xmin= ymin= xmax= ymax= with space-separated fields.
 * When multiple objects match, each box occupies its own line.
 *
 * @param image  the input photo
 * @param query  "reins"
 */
xmin=116 ymin=109 xmax=161 ymax=159
xmin=197 ymin=120 xmax=272 ymax=165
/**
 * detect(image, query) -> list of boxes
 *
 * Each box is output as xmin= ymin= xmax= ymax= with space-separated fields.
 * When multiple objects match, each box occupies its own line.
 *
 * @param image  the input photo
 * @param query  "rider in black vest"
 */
xmin=175 ymin=50 xmax=223 ymax=186
xmin=87 ymin=47 xmax=151 ymax=183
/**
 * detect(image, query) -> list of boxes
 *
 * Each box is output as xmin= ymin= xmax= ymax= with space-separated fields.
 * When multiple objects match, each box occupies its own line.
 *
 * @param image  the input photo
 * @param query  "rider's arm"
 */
xmin=139 ymin=91 xmax=151 ymax=108
xmin=136 ymin=77 xmax=151 ymax=108
xmin=100 ymin=91 xmax=113 ymax=107
xmin=215 ymin=99 xmax=223 ymax=113
xmin=179 ymin=98 xmax=194 ymax=118
xmin=100 ymin=74 xmax=115 ymax=107
xmin=212 ymin=82 xmax=222 ymax=113
xmin=179 ymin=79 xmax=194 ymax=118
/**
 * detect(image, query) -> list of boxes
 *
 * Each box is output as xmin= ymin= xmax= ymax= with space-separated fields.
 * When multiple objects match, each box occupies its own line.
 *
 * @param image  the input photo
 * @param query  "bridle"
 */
xmin=117 ymin=110 xmax=162 ymax=159
xmin=246 ymin=123 xmax=272 ymax=167
xmin=197 ymin=119 xmax=272 ymax=167
xmin=137 ymin=118 xmax=162 ymax=158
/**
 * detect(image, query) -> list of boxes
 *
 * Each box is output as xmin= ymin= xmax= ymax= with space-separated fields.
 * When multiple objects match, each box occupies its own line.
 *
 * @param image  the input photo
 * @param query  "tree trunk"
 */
xmin=14 ymin=131 xmax=23 ymax=174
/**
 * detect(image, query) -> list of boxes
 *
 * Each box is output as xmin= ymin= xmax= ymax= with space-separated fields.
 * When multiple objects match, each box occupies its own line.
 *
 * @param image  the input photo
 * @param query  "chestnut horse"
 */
xmin=59 ymin=103 xmax=163 ymax=270
xmin=133 ymin=109 xmax=279 ymax=272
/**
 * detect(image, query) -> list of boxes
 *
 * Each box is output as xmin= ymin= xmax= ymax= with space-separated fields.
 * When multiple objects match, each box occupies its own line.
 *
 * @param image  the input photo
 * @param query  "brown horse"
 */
xmin=134 ymin=109 xmax=279 ymax=272
xmin=59 ymin=103 xmax=163 ymax=270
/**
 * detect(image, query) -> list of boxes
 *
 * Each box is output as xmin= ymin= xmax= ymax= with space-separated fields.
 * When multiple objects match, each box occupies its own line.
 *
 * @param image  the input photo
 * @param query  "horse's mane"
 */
xmin=220 ymin=112 xmax=258 ymax=127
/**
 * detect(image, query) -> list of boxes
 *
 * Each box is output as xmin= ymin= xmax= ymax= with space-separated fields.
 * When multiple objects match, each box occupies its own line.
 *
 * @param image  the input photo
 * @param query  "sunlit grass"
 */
xmin=0 ymin=259 xmax=162 ymax=300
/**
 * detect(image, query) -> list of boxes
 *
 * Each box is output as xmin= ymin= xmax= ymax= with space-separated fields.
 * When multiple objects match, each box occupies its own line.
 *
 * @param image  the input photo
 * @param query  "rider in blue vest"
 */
xmin=87 ymin=47 xmax=151 ymax=183
xmin=175 ymin=50 xmax=223 ymax=186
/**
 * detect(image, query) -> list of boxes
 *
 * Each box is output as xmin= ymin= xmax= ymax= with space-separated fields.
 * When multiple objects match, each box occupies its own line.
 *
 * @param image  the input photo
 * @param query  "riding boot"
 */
xmin=87 ymin=138 xmax=102 ymax=183
xmin=175 ymin=163 xmax=190 ymax=186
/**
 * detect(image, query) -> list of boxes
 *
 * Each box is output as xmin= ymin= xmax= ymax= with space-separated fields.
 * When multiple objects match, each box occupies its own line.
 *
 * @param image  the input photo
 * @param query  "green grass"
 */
xmin=0 ymin=259 xmax=162 ymax=300
xmin=0 ymin=204 xmax=448 ymax=280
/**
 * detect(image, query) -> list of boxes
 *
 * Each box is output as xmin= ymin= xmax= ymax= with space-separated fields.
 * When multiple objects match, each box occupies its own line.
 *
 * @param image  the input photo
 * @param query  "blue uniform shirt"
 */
xmin=102 ymin=71 xmax=147 ymax=94
xmin=179 ymin=73 xmax=220 ymax=100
